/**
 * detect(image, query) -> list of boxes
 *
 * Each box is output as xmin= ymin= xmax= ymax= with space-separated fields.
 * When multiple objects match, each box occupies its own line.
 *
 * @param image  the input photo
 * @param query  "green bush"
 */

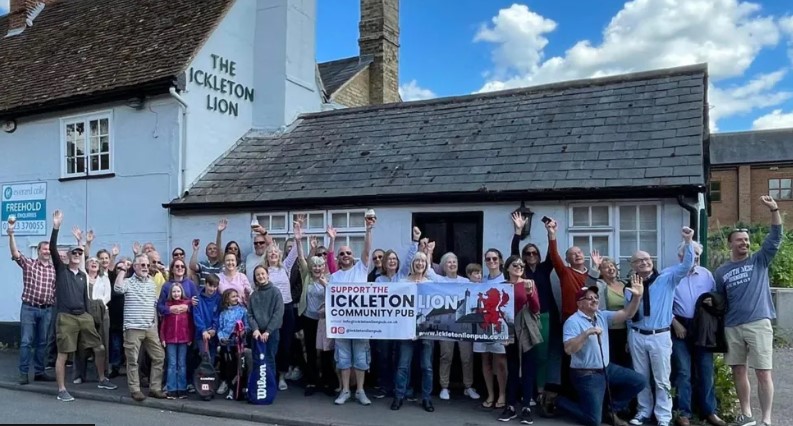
xmin=713 ymin=354 xmax=739 ymax=422
xmin=708 ymin=224 xmax=793 ymax=287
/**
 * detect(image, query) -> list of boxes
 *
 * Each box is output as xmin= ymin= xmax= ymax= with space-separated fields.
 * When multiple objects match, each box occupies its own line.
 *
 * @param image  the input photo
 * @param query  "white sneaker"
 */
xmin=464 ymin=387 xmax=480 ymax=400
xmin=335 ymin=390 xmax=351 ymax=405
xmin=216 ymin=381 xmax=228 ymax=395
xmin=355 ymin=390 xmax=372 ymax=406
xmin=278 ymin=376 xmax=288 ymax=391
xmin=439 ymin=388 xmax=450 ymax=400
xmin=284 ymin=366 xmax=294 ymax=380
xmin=529 ymin=398 xmax=536 ymax=407
xmin=289 ymin=367 xmax=303 ymax=381
xmin=72 ymin=377 xmax=82 ymax=384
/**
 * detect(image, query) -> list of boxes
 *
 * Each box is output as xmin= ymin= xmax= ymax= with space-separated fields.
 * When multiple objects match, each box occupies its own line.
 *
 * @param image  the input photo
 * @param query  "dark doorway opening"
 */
xmin=412 ymin=212 xmax=483 ymax=280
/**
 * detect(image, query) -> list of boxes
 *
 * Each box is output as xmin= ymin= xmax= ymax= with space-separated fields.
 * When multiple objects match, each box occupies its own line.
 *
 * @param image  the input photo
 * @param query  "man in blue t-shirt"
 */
xmin=714 ymin=196 xmax=783 ymax=426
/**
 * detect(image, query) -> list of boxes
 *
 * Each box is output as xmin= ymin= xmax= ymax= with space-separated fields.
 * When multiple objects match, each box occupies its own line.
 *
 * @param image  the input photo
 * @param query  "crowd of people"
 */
xmin=6 ymin=196 xmax=783 ymax=426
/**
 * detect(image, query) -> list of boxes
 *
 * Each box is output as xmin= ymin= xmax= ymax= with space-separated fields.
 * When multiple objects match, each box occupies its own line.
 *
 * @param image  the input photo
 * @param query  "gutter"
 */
xmin=677 ymin=195 xmax=699 ymax=241
xmin=168 ymin=87 xmax=188 ymax=197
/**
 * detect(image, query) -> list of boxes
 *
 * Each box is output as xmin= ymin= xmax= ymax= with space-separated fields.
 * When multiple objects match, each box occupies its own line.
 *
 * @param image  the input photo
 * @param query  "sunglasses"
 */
xmin=339 ymin=251 xmax=352 ymax=256
xmin=733 ymin=228 xmax=749 ymax=233
xmin=172 ymin=252 xmax=185 ymax=257
xmin=511 ymin=263 xmax=525 ymax=269
xmin=71 ymin=250 xmax=84 ymax=255
xmin=137 ymin=263 xmax=150 ymax=267
xmin=485 ymin=257 xmax=500 ymax=262
xmin=523 ymin=251 xmax=539 ymax=257
xmin=173 ymin=264 xmax=186 ymax=269
xmin=374 ymin=255 xmax=384 ymax=259
xmin=316 ymin=252 xmax=328 ymax=257
xmin=254 ymin=241 xmax=267 ymax=246
xmin=152 ymin=260 xmax=163 ymax=265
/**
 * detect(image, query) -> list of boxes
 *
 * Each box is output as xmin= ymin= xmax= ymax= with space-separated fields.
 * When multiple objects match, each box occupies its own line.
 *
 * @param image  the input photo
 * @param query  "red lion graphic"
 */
xmin=476 ymin=288 xmax=510 ymax=333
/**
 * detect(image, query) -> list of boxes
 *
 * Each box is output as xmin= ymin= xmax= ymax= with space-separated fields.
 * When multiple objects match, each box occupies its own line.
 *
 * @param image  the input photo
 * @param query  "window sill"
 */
xmin=58 ymin=173 xmax=115 ymax=182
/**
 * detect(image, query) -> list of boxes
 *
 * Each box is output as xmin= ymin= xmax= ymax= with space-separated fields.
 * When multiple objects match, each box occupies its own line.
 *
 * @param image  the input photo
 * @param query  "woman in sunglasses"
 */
xmin=510 ymin=212 xmax=560 ymax=412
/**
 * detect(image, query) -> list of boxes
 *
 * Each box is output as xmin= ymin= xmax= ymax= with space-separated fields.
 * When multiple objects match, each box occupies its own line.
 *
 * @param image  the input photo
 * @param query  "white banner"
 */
xmin=326 ymin=282 xmax=416 ymax=340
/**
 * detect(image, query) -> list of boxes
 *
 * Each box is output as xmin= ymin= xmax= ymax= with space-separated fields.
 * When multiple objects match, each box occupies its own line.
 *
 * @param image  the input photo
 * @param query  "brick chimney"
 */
xmin=358 ymin=0 xmax=400 ymax=104
xmin=6 ymin=0 xmax=47 ymax=37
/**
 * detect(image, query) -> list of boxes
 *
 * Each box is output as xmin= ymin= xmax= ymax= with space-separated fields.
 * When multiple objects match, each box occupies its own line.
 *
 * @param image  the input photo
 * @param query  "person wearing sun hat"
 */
xmin=554 ymin=276 xmax=646 ymax=426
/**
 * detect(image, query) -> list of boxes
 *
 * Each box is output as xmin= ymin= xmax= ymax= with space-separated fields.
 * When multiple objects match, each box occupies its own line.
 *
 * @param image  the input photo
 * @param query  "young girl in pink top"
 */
xmin=160 ymin=283 xmax=193 ymax=399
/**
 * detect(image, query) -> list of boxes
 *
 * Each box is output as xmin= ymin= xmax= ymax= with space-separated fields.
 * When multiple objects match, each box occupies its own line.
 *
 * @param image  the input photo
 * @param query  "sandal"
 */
xmin=495 ymin=401 xmax=506 ymax=409
xmin=481 ymin=399 xmax=494 ymax=409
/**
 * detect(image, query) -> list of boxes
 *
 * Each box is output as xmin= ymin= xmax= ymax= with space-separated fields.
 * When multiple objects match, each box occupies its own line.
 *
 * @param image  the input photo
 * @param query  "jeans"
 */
xmin=276 ymin=303 xmax=295 ymax=374
xmin=166 ymin=343 xmax=188 ymax=392
xmin=556 ymin=364 xmax=646 ymax=426
xmin=672 ymin=319 xmax=716 ymax=418
xmin=109 ymin=330 xmax=125 ymax=369
xmin=19 ymin=304 xmax=53 ymax=375
xmin=300 ymin=316 xmax=320 ymax=386
xmin=376 ymin=339 xmax=398 ymax=393
xmin=506 ymin=343 xmax=536 ymax=406
xmin=394 ymin=340 xmax=433 ymax=400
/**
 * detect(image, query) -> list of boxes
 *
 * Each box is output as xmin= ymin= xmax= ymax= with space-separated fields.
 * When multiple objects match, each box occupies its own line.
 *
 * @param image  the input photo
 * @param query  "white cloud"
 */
xmin=752 ymin=109 xmax=793 ymax=130
xmin=781 ymin=15 xmax=793 ymax=65
xmin=399 ymin=80 xmax=437 ymax=102
xmin=474 ymin=0 xmax=789 ymax=128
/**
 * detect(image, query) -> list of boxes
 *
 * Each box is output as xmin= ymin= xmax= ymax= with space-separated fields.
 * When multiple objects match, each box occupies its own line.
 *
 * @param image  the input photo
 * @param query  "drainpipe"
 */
xmin=677 ymin=195 xmax=699 ymax=241
xmin=169 ymin=86 xmax=188 ymax=256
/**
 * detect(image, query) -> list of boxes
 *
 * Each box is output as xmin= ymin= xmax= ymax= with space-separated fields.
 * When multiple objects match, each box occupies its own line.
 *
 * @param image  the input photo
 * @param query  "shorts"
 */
xmin=56 ymin=312 xmax=105 ymax=354
xmin=724 ymin=319 xmax=773 ymax=370
xmin=334 ymin=338 xmax=370 ymax=370
xmin=473 ymin=341 xmax=506 ymax=354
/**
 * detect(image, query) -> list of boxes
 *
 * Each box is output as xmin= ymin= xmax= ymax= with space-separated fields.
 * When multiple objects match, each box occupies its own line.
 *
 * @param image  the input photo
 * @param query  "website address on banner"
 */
xmin=418 ymin=330 xmax=503 ymax=340
xmin=330 ymin=319 xmax=399 ymax=325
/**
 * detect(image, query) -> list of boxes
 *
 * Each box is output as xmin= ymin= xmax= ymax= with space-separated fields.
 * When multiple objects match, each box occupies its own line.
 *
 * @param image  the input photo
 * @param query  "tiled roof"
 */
xmin=0 ymin=0 xmax=233 ymax=119
xmin=317 ymin=55 xmax=373 ymax=96
xmin=710 ymin=128 xmax=793 ymax=165
xmin=169 ymin=64 xmax=708 ymax=209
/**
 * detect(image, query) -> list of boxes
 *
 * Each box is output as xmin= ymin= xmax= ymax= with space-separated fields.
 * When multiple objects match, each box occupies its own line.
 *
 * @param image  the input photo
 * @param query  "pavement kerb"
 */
xmin=0 ymin=380 xmax=331 ymax=426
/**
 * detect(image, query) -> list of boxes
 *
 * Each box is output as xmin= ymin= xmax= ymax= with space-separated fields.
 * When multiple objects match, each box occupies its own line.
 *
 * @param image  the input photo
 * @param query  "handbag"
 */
xmin=87 ymin=279 xmax=106 ymax=325
xmin=247 ymin=339 xmax=277 ymax=405
xmin=193 ymin=340 xmax=218 ymax=400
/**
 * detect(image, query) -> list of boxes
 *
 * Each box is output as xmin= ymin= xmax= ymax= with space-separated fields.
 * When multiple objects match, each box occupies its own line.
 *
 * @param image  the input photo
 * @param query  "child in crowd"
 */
xmin=466 ymin=263 xmax=483 ymax=283
xmin=194 ymin=274 xmax=221 ymax=365
xmin=217 ymin=288 xmax=249 ymax=399
xmin=247 ymin=265 xmax=284 ymax=377
xmin=160 ymin=282 xmax=193 ymax=399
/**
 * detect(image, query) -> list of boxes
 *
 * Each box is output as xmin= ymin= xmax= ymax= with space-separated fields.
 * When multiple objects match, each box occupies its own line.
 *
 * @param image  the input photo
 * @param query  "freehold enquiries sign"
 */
xmin=2 ymin=182 xmax=47 ymax=236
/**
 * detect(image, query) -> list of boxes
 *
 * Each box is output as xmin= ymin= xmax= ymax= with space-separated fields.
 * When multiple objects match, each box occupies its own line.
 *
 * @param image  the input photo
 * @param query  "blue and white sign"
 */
xmin=1 ymin=182 xmax=47 ymax=236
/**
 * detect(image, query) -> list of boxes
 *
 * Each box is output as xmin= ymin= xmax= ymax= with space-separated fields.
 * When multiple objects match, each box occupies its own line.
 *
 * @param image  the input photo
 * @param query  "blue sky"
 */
xmin=318 ymin=0 xmax=793 ymax=132
xmin=3 ymin=0 xmax=792 ymax=131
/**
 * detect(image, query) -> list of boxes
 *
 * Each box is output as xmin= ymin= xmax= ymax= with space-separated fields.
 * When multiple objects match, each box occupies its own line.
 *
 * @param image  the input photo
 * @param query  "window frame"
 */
xmin=710 ymin=180 xmax=721 ymax=202
xmin=568 ymin=203 xmax=613 ymax=230
xmin=615 ymin=202 xmax=662 ymax=275
xmin=251 ymin=209 xmax=367 ymax=257
xmin=59 ymin=110 xmax=114 ymax=179
xmin=769 ymin=178 xmax=792 ymax=200
xmin=567 ymin=232 xmax=613 ymax=264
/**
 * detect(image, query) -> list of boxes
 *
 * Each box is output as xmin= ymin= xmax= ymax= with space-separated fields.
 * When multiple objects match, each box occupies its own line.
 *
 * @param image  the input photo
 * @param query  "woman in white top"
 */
xmin=392 ymin=252 xmax=436 ymax=412
xmin=73 ymin=257 xmax=112 ymax=383
xmin=263 ymin=222 xmax=299 ymax=390
xmin=476 ymin=249 xmax=508 ymax=409
xmin=429 ymin=251 xmax=480 ymax=402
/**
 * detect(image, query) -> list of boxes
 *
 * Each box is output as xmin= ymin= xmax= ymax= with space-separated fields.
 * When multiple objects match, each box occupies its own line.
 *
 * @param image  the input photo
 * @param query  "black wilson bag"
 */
xmin=193 ymin=340 xmax=218 ymax=400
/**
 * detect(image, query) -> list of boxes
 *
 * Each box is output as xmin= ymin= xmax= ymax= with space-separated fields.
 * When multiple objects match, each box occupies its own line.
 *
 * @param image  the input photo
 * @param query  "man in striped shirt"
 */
xmin=114 ymin=254 xmax=166 ymax=401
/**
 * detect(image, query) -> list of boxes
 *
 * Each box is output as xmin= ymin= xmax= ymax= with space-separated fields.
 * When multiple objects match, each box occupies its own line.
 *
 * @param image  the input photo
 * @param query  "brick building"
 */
xmin=318 ymin=0 xmax=400 ymax=107
xmin=709 ymin=128 xmax=793 ymax=228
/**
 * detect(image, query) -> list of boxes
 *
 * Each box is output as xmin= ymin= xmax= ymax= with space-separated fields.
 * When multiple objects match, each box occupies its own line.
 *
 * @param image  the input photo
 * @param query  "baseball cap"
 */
xmin=69 ymin=246 xmax=84 ymax=254
xmin=575 ymin=286 xmax=599 ymax=301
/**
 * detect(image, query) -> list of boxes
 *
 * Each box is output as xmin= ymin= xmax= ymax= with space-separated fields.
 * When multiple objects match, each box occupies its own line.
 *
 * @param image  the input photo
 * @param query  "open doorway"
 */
xmin=412 ymin=212 xmax=483 ymax=279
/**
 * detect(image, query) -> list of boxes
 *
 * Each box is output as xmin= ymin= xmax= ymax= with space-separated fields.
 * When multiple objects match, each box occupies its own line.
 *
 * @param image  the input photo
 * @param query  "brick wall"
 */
xmin=358 ymin=0 xmax=399 ymax=105
xmin=710 ymin=168 xmax=738 ymax=228
xmin=332 ymin=68 xmax=371 ymax=108
xmin=710 ymin=165 xmax=793 ymax=228
xmin=750 ymin=165 xmax=793 ymax=227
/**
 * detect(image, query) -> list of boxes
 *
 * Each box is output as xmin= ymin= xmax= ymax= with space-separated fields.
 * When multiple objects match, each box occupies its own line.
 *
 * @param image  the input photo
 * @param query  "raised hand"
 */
xmin=511 ymin=212 xmax=527 ymax=232
xmin=52 ymin=210 xmax=63 ymax=229
xmin=293 ymin=221 xmax=303 ymax=240
xmin=365 ymin=216 xmax=375 ymax=231
xmin=72 ymin=225 xmax=82 ymax=243
xmin=191 ymin=239 xmax=200 ymax=251
xmin=681 ymin=226 xmax=694 ymax=242
xmin=761 ymin=195 xmax=778 ymax=210
xmin=252 ymin=225 xmax=268 ymax=236
xmin=86 ymin=229 xmax=95 ymax=243
xmin=427 ymin=241 xmax=436 ymax=252
xmin=6 ymin=219 xmax=14 ymax=234
xmin=591 ymin=250 xmax=603 ymax=269
xmin=111 ymin=244 xmax=120 ymax=257
xmin=309 ymin=236 xmax=318 ymax=250
xmin=217 ymin=218 xmax=228 ymax=232
xmin=546 ymin=218 xmax=557 ymax=234
xmin=133 ymin=241 xmax=142 ymax=255
xmin=627 ymin=274 xmax=644 ymax=297
xmin=412 ymin=226 xmax=421 ymax=242
xmin=295 ymin=214 xmax=306 ymax=226
xmin=326 ymin=226 xmax=337 ymax=240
